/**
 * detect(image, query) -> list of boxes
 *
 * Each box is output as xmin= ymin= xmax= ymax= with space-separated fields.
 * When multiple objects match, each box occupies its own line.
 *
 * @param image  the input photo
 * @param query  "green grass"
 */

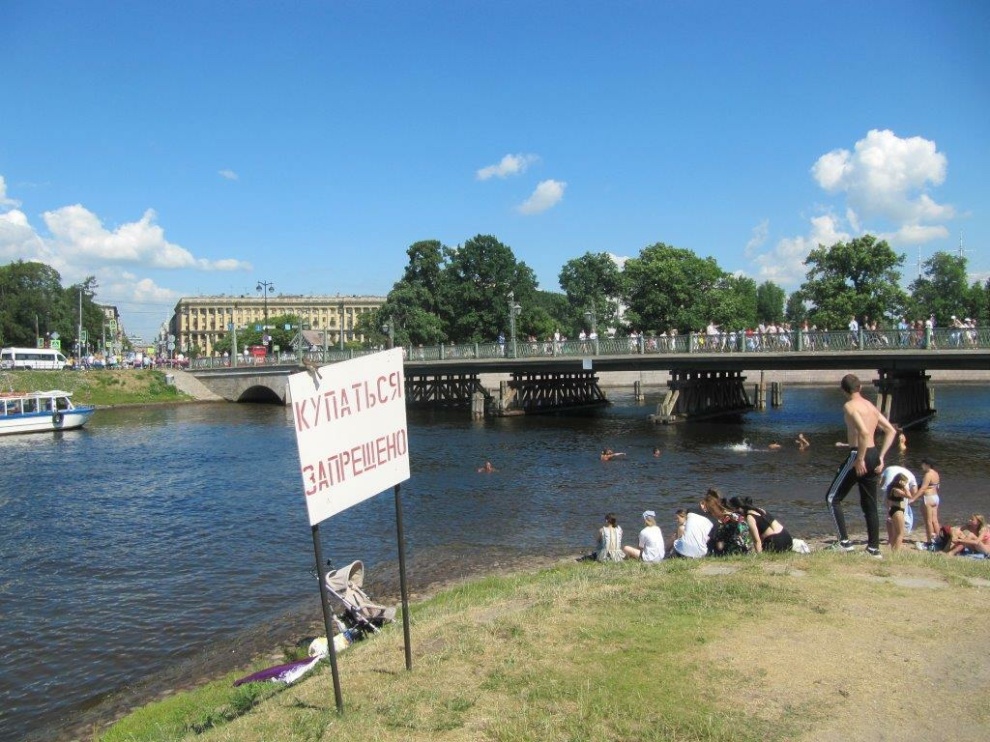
xmin=0 ymin=369 xmax=187 ymax=406
xmin=93 ymin=556 xmax=846 ymax=741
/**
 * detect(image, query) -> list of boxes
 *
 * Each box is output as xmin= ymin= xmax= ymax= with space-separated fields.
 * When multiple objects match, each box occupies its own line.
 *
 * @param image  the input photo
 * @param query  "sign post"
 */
xmin=287 ymin=348 xmax=412 ymax=712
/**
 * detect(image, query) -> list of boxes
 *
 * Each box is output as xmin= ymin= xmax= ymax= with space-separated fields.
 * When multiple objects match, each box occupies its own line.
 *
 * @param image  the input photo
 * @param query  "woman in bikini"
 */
xmin=884 ymin=473 xmax=911 ymax=550
xmin=914 ymin=458 xmax=941 ymax=546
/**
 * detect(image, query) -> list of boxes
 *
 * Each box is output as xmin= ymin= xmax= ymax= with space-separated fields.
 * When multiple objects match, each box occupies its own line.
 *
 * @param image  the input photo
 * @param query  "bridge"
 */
xmin=188 ymin=327 xmax=990 ymax=428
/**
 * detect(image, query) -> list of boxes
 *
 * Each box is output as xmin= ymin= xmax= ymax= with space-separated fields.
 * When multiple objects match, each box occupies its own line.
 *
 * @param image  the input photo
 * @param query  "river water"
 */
xmin=1 ymin=384 xmax=988 ymax=741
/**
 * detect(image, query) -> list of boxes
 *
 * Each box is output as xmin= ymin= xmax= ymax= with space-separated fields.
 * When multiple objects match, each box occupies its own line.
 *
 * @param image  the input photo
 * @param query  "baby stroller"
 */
xmin=324 ymin=560 xmax=396 ymax=638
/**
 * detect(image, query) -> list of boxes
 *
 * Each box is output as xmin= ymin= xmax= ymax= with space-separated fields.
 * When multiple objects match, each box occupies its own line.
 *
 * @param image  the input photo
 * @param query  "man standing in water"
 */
xmin=826 ymin=373 xmax=896 ymax=558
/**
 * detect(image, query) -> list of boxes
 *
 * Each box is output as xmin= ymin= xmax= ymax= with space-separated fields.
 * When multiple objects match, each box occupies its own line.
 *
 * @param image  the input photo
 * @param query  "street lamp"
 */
xmin=508 ymin=291 xmax=522 ymax=358
xmin=256 ymin=280 xmax=274 ymax=326
xmin=382 ymin=321 xmax=394 ymax=349
xmin=256 ymin=280 xmax=274 ymax=351
xmin=584 ymin=308 xmax=598 ymax=355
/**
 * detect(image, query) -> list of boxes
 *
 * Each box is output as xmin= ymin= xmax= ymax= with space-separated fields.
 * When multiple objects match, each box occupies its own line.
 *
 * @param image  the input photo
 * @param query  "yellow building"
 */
xmin=170 ymin=294 xmax=385 ymax=356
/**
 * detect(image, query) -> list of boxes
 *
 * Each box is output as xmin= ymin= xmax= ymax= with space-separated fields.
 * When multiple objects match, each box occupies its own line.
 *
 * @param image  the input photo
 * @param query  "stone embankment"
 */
xmin=169 ymin=369 xmax=224 ymax=401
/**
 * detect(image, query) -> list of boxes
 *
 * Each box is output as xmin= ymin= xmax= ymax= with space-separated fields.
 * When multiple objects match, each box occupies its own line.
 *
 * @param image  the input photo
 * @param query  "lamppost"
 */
xmin=382 ymin=321 xmax=394 ymax=349
xmin=584 ymin=307 xmax=598 ymax=355
xmin=508 ymin=291 xmax=522 ymax=358
xmin=256 ymin=280 xmax=274 ymax=351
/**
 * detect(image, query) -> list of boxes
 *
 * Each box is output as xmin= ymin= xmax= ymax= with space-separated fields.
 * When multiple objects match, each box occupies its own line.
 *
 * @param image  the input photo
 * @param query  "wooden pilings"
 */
xmin=502 ymin=370 xmax=609 ymax=415
xmin=651 ymin=369 xmax=753 ymax=424
xmin=874 ymin=369 xmax=936 ymax=429
xmin=405 ymin=372 xmax=490 ymax=410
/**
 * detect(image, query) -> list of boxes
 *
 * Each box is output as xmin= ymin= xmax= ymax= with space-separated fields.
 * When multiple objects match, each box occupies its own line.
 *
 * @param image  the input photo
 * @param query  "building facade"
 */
xmin=170 ymin=294 xmax=385 ymax=356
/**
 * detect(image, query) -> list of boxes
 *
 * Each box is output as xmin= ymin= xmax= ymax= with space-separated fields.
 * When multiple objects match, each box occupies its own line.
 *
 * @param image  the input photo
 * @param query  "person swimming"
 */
xmin=600 ymin=448 xmax=626 ymax=461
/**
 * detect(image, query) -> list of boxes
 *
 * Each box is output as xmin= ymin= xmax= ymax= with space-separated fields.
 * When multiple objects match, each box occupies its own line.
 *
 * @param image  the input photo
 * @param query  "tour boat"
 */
xmin=0 ymin=389 xmax=95 ymax=435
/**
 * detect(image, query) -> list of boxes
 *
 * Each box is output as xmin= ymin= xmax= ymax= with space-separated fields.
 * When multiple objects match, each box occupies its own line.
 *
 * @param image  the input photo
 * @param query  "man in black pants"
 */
xmin=826 ymin=373 xmax=896 ymax=558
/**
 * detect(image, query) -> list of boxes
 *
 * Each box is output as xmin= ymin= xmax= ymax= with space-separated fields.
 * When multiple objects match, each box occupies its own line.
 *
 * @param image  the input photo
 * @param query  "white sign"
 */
xmin=288 ymin=348 xmax=410 ymax=526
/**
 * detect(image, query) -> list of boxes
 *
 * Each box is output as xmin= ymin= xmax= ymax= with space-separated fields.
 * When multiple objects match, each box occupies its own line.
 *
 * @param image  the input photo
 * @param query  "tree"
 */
xmin=756 ymin=281 xmax=786 ymax=324
xmin=785 ymin=291 xmax=808 ymax=324
xmin=440 ymin=235 xmax=538 ymax=344
xmin=376 ymin=240 xmax=450 ymax=347
xmin=0 ymin=261 xmax=72 ymax=347
xmin=526 ymin=290 xmax=571 ymax=340
xmin=715 ymin=274 xmax=758 ymax=329
xmin=621 ymin=243 xmax=727 ymax=333
xmin=907 ymin=251 xmax=971 ymax=324
xmin=558 ymin=252 xmax=624 ymax=334
xmin=798 ymin=235 xmax=908 ymax=330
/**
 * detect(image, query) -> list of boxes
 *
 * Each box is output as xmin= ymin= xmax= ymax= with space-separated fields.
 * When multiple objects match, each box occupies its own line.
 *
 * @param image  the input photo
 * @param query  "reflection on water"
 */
xmin=1 ymin=386 xmax=988 ymax=740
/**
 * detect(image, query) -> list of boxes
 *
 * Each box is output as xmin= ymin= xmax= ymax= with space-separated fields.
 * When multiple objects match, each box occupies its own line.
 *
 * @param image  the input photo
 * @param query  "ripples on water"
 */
xmin=1 ymin=385 xmax=987 ymax=740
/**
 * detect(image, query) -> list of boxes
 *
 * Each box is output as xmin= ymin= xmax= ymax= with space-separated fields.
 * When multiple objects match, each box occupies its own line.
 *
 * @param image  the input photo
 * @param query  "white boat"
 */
xmin=0 ymin=389 xmax=95 ymax=435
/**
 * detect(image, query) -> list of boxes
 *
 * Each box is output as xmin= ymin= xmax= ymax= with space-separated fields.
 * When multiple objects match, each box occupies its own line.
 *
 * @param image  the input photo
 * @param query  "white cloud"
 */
xmin=753 ymin=213 xmax=850 ymax=286
xmin=811 ymin=129 xmax=953 ymax=225
xmin=219 ymin=169 xmax=239 ymax=181
xmin=607 ymin=252 xmax=630 ymax=270
xmin=517 ymin=179 xmax=566 ymax=215
xmin=476 ymin=153 xmax=539 ymax=181
xmin=0 ymin=176 xmax=21 ymax=208
xmin=41 ymin=205 xmax=250 ymax=271
xmin=743 ymin=219 xmax=769 ymax=257
xmin=751 ymin=130 xmax=955 ymax=288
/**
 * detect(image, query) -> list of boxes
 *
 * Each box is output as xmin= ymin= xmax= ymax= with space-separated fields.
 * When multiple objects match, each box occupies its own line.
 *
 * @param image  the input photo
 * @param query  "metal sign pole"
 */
xmin=394 ymin=483 xmax=412 ymax=671
xmin=311 ymin=524 xmax=344 ymax=713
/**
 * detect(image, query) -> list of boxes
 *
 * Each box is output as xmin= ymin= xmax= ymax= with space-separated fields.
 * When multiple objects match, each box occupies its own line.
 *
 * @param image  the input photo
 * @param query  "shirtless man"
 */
xmin=825 ymin=373 xmax=896 ymax=558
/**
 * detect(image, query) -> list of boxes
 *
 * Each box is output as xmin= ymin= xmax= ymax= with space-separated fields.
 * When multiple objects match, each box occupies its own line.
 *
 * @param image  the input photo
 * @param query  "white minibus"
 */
xmin=0 ymin=347 xmax=69 ymax=370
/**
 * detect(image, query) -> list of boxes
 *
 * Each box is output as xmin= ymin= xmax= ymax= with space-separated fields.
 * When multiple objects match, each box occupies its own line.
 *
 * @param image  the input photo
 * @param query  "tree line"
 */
xmin=3 ymin=234 xmax=987 ymax=357
xmin=0 ymin=261 xmax=108 ymax=353
xmin=355 ymin=234 xmax=989 ymax=348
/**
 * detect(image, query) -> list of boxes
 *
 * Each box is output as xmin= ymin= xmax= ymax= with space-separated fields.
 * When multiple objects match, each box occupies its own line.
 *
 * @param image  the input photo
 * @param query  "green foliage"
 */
xmin=799 ymin=234 xmax=908 ymax=329
xmin=785 ymin=291 xmax=807 ymax=324
xmin=717 ymin=274 xmax=759 ymax=329
xmin=907 ymin=251 xmax=973 ymax=323
xmin=622 ymin=242 xmax=729 ymax=333
xmin=756 ymin=280 xmax=786 ymax=323
xmin=0 ymin=262 xmax=108 ymax=354
xmin=558 ymin=251 xmax=625 ymax=333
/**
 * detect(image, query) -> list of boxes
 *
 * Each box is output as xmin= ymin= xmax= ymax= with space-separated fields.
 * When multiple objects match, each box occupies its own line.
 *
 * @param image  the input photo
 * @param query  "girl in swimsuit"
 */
xmin=947 ymin=514 xmax=990 ymax=557
xmin=885 ymin=473 xmax=911 ymax=550
xmin=729 ymin=496 xmax=793 ymax=553
xmin=916 ymin=458 xmax=941 ymax=546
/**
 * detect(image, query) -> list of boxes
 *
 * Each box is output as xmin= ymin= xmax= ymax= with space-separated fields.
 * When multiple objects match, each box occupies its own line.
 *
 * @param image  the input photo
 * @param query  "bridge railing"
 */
xmin=188 ymin=326 xmax=988 ymax=370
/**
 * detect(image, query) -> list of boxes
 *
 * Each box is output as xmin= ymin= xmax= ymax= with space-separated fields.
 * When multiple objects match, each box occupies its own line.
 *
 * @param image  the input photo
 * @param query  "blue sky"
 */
xmin=1 ymin=1 xmax=987 ymax=342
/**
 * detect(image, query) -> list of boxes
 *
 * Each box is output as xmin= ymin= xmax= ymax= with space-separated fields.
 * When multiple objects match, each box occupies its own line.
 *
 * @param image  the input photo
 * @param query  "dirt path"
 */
xmin=697 ymin=555 xmax=990 ymax=740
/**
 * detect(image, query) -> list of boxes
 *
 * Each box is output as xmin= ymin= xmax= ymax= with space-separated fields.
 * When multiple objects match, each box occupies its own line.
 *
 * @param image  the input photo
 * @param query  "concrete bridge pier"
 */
xmin=651 ymin=369 xmax=753 ymax=424
xmin=874 ymin=369 xmax=936 ymax=430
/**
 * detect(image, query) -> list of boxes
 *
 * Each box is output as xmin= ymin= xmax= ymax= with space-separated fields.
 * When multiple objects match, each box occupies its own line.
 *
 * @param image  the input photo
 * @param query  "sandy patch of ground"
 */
xmin=702 ymin=558 xmax=990 ymax=741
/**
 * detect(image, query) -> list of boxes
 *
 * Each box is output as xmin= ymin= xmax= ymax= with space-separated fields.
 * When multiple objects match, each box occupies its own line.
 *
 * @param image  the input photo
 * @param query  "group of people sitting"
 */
xmin=587 ymin=488 xmax=797 ymax=563
xmin=587 ymin=479 xmax=988 ymax=562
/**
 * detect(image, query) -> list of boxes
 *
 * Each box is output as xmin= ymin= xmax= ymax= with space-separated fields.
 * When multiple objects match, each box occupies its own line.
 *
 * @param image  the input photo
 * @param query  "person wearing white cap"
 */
xmin=623 ymin=510 xmax=665 ymax=562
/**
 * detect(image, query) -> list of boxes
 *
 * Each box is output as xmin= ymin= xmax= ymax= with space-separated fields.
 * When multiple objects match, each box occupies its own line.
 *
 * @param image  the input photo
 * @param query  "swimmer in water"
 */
xmin=600 ymin=448 xmax=627 ymax=461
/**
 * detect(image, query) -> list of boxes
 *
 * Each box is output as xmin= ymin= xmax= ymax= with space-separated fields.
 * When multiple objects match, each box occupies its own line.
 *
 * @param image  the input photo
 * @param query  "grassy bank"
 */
xmin=98 ymin=550 xmax=989 ymax=742
xmin=0 ymin=369 xmax=190 ymax=406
